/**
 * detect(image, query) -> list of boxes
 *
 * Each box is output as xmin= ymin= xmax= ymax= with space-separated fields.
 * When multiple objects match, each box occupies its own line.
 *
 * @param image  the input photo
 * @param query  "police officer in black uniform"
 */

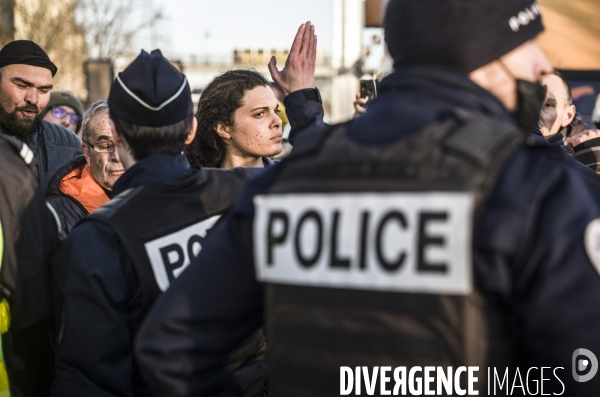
xmin=51 ymin=50 xmax=265 ymax=396
xmin=137 ymin=1 xmax=600 ymax=396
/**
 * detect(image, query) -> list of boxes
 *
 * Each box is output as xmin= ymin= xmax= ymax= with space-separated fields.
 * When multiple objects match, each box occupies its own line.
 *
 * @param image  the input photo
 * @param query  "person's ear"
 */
xmin=109 ymin=119 xmax=127 ymax=149
xmin=562 ymin=104 xmax=576 ymax=127
xmin=184 ymin=117 xmax=198 ymax=145
xmin=214 ymin=122 xmax=232 ymax=140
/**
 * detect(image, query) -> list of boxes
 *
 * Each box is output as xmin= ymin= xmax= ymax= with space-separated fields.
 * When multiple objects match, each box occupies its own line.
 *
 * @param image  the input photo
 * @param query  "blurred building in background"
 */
xmin=360 ymin=0 xmax=600 ymax=127
xmin=0 ymin=0 xmax=88 ymax=98
xmin=362 ymin=0 xmax=600 ymax=70
xmin=537 ymin=0 xmax=600 ymax=127
xmin=0 ymin=0 xmax=166 ymax=106
xmin=537 ymin=0 xmax=600 ymax=69
xmin=0 ymin=0 xmax=15 ymax=44
xmin=330 ymin=0 xmax=364 ymax=123
xmin=184 ymin=48 xmax=332 ymax=116
xmin=1 ymin=0 xmax=598 ymax=121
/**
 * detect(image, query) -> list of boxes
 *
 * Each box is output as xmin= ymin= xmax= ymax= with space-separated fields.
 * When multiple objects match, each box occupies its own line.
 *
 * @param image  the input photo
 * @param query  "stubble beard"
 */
xmin=0 ymin=102 xmax=40 ymax=139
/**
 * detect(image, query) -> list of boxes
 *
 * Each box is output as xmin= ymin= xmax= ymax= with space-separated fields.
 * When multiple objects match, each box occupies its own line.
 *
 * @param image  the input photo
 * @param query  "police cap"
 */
xmin=108 ymin=49 xmax=192 ymax=127
xmin=384 ymin=0 xmax=544 ymax=74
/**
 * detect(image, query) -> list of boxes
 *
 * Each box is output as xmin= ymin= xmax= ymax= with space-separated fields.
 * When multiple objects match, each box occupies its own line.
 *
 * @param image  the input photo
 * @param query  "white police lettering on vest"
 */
xmin=253 ymin=193 xmax=473 ymax=294
xmin=144 ymin=215 xmax=220 ymax=291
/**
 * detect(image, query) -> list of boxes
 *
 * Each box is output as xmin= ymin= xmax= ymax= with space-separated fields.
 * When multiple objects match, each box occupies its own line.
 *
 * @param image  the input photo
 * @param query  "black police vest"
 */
xmin=254 ymin=115 xmax=525 ymax=396
xmin=88 ymin=167 xmax=253 ymax=312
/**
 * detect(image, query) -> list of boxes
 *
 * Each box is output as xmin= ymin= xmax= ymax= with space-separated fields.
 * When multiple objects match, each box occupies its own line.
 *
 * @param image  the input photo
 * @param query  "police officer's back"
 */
xmin=51 ymin=50 xmax=263 ymax=397
xmin=137 ymin=1 xmax=600 ymax=396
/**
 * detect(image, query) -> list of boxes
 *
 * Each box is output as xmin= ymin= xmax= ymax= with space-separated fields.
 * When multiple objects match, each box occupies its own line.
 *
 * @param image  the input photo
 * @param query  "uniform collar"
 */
xmin=378 ymin=66 xmax=512 ymax=122
xmin=262 ymin=157 xmax=276 ymax=167
xmin=112 ymin=153 xmax=191 ymax=197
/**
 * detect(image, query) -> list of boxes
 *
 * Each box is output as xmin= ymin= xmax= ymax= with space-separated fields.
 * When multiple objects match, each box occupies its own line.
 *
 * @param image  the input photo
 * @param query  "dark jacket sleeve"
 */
xmin=475 ymin=146 xmax=600 ymax=394
xmin=284 ymin=88 xmax=326 ymax=146
xmin=32 ymin=121 xmax=82 ymax=193
xmin=0 ymin=138 xmax=58 ymax=329
xmin=0 ymin=137 xmax=59 ymax=396
xmin=46 ymin=194 xmax=89 ymax=237
xmin=136 ymin=168 xmax=279 ymax=397
xmin=51 ymin=222 xmax=137 ymax=397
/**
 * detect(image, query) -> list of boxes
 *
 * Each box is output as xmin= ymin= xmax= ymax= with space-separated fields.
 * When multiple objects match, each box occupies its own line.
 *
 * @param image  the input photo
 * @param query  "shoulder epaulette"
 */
xmin=0 ymin=133 xmax=34 ymax=166
xmin=90 ymin=186 xmax=144 ymax=220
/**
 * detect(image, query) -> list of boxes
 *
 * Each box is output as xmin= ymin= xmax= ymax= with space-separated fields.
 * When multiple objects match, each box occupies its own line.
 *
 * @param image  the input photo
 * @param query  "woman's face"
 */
xmin=226 ymin=85 xmax=283 ymax=159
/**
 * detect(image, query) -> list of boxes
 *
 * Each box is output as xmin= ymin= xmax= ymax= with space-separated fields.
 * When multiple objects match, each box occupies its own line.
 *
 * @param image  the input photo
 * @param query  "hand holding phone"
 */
xmin=360 ymin=79 xmax=378 ymax=107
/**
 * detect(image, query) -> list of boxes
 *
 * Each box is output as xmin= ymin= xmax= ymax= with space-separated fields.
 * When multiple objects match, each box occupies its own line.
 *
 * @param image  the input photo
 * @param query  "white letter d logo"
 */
xmin=573 ymin=348 xmax=598 ymax=382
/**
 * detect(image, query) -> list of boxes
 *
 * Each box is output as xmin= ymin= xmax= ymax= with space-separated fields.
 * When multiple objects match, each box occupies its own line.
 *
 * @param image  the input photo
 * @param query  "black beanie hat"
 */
xmin=108 ymin=49 xmax=192 ymax=127
xmin=0 ymin=40 xmax=57 ymax=76
xmin=384 ymin=0 xmax=544 ymax=74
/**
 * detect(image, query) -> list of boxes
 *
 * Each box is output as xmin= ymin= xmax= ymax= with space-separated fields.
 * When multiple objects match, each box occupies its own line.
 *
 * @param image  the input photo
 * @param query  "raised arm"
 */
xmin=268 ymin=22 xmax=316 ymax=96
xmin=268 ymin=22 xmax=325 ymax=145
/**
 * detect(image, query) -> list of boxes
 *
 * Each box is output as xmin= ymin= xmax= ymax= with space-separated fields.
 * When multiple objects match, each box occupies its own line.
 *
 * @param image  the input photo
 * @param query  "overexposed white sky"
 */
xmin=150 ymin=0 xmax=333 ymax=61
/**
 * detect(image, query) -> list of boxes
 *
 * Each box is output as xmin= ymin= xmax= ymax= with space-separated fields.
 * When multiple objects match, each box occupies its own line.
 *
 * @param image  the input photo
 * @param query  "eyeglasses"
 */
xmin=51 ymin=106 xmax=81 ymax=124
xmin=84 ymin=140 xmax=116 ymax=153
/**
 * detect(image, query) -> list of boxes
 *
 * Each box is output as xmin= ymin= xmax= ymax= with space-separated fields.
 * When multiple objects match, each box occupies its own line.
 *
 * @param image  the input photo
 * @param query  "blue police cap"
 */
xmin=108 ymin=49 xmax=192 ymax=127
xmin=384 ymin=0 xmax=544 ymax=74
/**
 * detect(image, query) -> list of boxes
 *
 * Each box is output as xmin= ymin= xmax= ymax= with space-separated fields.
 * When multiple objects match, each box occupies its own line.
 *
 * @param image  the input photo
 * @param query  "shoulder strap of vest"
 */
xmin=88 ymin=187 xmax=143 ymax=222
xmin=287 ymin=124 xmax=336 ymax=161
xmin=443 ymin=115 xmax=525 ymax=217
xmin=288 ymin=113 xmax=522 ymax=166
xmin=443 ymin=117 xmax=521 ymax=167
xmin=84 ymin=186 xmax=161 ymax=312
xmin=0 ymin=133 xmax=35 ymax=169
xmin=281 ymin=114 xmax=524 ymax=216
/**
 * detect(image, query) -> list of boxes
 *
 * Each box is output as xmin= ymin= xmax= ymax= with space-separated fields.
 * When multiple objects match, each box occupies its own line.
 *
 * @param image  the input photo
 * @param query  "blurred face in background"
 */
xmin=217 ymin=85 xmax=283 ymax=165
xmin=43 ymin=104 xmax=80 ymax=133
xmin=83 ymin=111 xmax=124 ymax=190
xmin=539 ymin=74 xmax=575 ymax=137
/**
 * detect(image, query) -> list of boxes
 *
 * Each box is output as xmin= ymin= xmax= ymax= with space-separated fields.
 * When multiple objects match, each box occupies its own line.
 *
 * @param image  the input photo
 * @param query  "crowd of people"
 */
xmin=2 ymin=0 xmax=600 ymax=396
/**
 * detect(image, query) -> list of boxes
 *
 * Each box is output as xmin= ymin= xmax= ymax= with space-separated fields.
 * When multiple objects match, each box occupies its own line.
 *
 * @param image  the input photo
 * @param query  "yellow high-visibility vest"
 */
xmin=0 ymin=219 xmax=11 ymax=396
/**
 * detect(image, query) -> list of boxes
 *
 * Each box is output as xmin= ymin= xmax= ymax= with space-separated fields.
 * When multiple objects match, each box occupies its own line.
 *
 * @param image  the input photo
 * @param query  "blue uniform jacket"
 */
xmin=51 ymin=154 xmax=203 ymax=397
xmin=136 ymin=68 xmax=600 ymax=396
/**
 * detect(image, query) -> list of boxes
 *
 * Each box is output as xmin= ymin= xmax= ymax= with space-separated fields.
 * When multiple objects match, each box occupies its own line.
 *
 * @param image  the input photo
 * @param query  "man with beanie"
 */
xmin=137 ymin=1 xmax=600 ymax=396
xmin=40 ymin=90 xmax=84 ymax=137
xmin=0 ymin=40 xmax=82 ymax=193
xmin=50 ymin=49 xmax=265 ymax=397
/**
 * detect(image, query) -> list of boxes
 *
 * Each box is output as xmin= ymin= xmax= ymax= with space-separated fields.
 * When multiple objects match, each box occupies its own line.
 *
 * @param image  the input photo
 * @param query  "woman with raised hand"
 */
xmin=189 ymin=69 xmax=283 ymax=168
xmin=188 ymin=22 xmax=318 ymax=168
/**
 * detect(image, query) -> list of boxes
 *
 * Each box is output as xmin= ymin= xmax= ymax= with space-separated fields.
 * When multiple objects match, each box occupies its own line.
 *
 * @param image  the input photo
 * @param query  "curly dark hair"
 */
xmin=186 ymin=69 xmax=270 ymax=168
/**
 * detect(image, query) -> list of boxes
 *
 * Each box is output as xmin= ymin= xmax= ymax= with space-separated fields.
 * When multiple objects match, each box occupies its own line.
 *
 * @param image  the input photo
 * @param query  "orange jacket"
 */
xmin=59 ymin=163 xmax=109 ymax=213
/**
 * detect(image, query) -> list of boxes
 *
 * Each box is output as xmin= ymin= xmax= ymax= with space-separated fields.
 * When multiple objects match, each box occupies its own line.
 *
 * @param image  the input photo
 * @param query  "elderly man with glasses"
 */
xmin=47 ymin=100 xmax=124 ymax=235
